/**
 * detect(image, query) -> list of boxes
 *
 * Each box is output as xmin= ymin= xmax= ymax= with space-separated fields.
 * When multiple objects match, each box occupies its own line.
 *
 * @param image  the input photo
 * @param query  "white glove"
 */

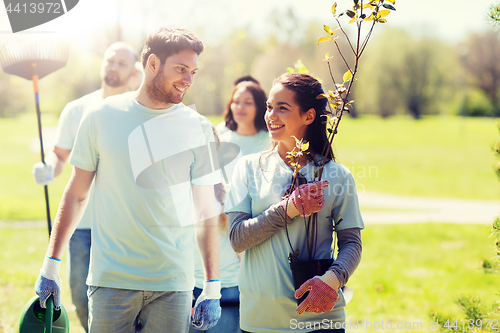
xmin=32 ymin=162 xmax=54 ymax=185
xmin=35 ymin=256 xmax=62 ymax=310
xmin=192 ymin=280 xmax=222 ymax=330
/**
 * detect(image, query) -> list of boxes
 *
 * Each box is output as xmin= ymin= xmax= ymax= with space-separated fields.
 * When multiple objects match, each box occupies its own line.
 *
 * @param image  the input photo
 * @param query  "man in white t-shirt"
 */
xmin=34 ymin=26 xmax=222 ymax=333
xmin=31 ymin=41 xmax=137 ymax=332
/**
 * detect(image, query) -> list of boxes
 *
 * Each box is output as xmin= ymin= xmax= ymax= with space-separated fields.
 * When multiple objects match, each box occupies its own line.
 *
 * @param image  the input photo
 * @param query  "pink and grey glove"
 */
xmin=281 ymin=180 xmax=329 ymax=218
xmin=295 ymin=270 xmax=340 ymax=315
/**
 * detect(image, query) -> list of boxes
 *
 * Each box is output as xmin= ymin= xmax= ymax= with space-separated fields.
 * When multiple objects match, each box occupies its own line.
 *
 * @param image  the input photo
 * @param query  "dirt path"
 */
xmin=1 ymin=192 xmax=499 ymax=227
xmin=358 ymin=192 xmax=500 ymax=224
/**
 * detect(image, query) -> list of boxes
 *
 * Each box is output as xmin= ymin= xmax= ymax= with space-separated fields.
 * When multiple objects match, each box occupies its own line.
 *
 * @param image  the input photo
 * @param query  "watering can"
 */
xmin=16 ymin=295 xmax=69 ymax=333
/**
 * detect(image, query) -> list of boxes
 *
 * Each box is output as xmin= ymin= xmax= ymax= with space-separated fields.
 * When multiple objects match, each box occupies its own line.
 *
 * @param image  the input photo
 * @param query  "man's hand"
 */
xmin=295 ymin=270 xmax=340 ymax=315
xmin=32 ymin=162 xmax=54 ymax=186
xmin=35 ymin=256 xmax=62 ymax=310
xmin=192 ymin=280 xmax=221 ymax=330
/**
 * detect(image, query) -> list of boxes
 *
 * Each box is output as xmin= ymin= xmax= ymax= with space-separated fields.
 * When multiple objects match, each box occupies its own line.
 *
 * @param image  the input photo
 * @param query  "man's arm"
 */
xmin=51 ymin=147 xmax=72 ymax=178
xmin=47 ymin=166 xmax=95 ymax=259
xmin=32 ymin=147 xmax=72 ymax=185
xmin=191 ymin=183 xmax=222 ymax=330
xmin=192 ymin=183 xmax=219 ymax=280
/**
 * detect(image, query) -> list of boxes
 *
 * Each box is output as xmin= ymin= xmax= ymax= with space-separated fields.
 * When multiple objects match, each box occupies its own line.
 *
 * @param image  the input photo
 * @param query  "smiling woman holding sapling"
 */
xmin=227 ymin=73 xmax=364 ymax=333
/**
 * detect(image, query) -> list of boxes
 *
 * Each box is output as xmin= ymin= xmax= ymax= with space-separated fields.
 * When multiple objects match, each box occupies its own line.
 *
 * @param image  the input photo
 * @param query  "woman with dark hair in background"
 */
xmin=226 ymin=73 xmax=364 ymax=332
xmin=218 ymin=80 xmax=271 ymax=156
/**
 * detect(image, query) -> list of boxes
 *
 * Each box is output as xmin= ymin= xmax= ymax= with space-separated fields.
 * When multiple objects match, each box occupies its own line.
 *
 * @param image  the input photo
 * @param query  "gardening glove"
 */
xmin=281 ymin=181 xmax=329 ymax=218
xmin=35 ymin=255 xmax=62 ymax=310
xmin=32 ymin=162 xmax=54 ymax=186
xmin=192 ymin=280 xmax=221 ymax=330
xmin=295 ymin=270 xmax=340 ymax=315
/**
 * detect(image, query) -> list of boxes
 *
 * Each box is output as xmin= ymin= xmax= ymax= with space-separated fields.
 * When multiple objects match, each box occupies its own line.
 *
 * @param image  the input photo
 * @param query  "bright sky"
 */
xmin=0 ymin=0 xmax=497 ymax=45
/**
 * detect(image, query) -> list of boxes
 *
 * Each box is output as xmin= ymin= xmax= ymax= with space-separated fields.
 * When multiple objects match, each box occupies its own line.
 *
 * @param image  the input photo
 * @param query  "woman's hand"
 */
xmin=281 ymin=180 xmax=329 ymax=218
xmin=295 ymin=270 xmax=340 ymax=315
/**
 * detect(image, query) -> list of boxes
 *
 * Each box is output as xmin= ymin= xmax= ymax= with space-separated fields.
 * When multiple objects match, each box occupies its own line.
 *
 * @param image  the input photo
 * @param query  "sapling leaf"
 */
xmin=331 ymin=2 xmax=337 ymax=15
xmin=378 ymin=18 xmax=387 ymax=23
xmin=301 ymin=142 xmax=310 ymax=151
xmin=343 ymin=69 xmax=353 ymax=82
xmin=383 ymin=3 xmax=396 ymax=10
xmin=318 ymin=36 xmax=332 ymax=44
xmin=286 ymin=67 xmax=294 ymax=73
xmin=346 ymin=10 xmax=356 ymax=18
xmin=324 ymin=24 xmax=334 ymax=35
xmin=377 ymin=9 xmax=391 ymax=18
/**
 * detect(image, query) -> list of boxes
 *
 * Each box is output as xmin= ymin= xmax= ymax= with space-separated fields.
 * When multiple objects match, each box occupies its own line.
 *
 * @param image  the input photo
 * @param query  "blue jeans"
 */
xmin=88 ymin=286 xmax=191 ymax=333
xmin=68 ymin=229 xmax=91 ymax=332
xmin=189 ymin=286 xmax=241 ymax=333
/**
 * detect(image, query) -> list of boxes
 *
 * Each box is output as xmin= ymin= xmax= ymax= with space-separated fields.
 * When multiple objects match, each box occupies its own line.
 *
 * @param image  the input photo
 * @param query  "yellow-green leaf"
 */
xmin=301 ymin=142 xmax=309 ymax=151
xmin=378 ymin=18 xmax=387 ymax=23
xmin=377 ymin=9 xmax=391 ymax=18
xmin=324 ymin=25 xmax=334 ymax=35
xmin=349 ymin=19 xmax=356 ymax=24
xmin=286 ymin=67 xmax=294 ymax=73
xmin=343 ymin=69 xmax=353 ymax=82
xmin=318 ymin=36 xmax=332 ymax=44
xmin=331 ymin=2 xmax=337 ymax=15
xmin=362 ymin=3 xmax=374 ymax=9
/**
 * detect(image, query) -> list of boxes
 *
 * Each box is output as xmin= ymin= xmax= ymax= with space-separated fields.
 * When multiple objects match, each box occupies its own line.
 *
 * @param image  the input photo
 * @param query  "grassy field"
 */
xmin=0 ymin=223 xmax=497 ymax=333
xmin=0 ymin=114 xmax=498 ymax=221
xmin=346 ymin=223 xmax=499 ymax=333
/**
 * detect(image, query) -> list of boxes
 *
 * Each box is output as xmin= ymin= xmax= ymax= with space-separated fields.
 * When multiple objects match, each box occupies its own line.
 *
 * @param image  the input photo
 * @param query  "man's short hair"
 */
xmin=105 ymin=42 xmax=138 ymax=62
xmin=140 ymin=26 xmax=204 ymax=68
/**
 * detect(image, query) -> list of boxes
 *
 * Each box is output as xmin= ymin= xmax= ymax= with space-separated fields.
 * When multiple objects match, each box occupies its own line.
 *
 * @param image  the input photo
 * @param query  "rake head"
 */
xmin=0 ymin=38 xmax=70 ymax=80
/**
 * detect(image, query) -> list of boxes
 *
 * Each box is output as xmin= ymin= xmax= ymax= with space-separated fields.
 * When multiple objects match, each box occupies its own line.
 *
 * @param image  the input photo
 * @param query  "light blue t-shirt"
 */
xmin=70 ymin=92 xmax=221 ymax=291
xmin=53 ymin=89 xmax=103 ymax=229
xmin=218 ymin=129 xmax=271 ymax=156
xmin=226 ymin=148 xmax=364 ymax=332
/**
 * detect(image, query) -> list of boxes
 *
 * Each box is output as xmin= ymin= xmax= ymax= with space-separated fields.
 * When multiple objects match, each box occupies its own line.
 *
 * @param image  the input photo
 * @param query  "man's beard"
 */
xmin=104 ymin=73 xmax=124 ymax=87
xmin=147 ymin=69 xmax=182 ymax=105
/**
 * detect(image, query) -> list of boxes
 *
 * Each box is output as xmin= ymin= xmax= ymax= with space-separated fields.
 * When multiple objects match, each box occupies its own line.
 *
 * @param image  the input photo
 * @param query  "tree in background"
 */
xmin=464 ymin=31 xmax=500 ymax=117
xmin=354 ymin=28 xmax=458 ymax=118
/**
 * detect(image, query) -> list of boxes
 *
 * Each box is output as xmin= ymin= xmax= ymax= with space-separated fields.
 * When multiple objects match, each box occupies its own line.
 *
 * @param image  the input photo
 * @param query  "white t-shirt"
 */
xmin=53 ymin=89 xmax=103 ymax=229
xmin=70 ymin=92 xmax=221 ymax=291
xmin=227 ymin=148 xmax=364 ymax=332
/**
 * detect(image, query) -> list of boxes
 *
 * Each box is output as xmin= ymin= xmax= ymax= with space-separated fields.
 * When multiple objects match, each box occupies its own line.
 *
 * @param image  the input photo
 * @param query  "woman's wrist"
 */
xmin=280 ymin=198 xmax=299 ymax=219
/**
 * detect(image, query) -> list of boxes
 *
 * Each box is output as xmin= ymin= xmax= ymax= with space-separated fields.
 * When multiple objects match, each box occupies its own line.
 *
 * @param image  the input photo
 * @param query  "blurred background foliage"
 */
xmin=2 ymin=3 xmax=500 ymax=120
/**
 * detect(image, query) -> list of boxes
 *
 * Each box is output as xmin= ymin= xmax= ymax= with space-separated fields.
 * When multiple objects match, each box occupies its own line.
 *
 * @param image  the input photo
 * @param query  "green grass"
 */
xmin=0 ymin=225 xmax=84 ymax=333
xmin=0 ymin=114 xmax=498 ymax=221
xmin=1 ymin=223 xmax=497 ymax=333
xmin=0 ymin=113 xmax=71 ymax=221
xmin=346 ymin=223 xmax=499 ymax=333
xmin=333 ymin=115 xmax=500 ymax=201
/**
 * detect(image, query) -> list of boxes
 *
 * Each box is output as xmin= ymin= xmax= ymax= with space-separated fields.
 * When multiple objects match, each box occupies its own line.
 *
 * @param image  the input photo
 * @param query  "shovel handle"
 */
xmin=45 ymin=296 xmax=53 ymax=333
